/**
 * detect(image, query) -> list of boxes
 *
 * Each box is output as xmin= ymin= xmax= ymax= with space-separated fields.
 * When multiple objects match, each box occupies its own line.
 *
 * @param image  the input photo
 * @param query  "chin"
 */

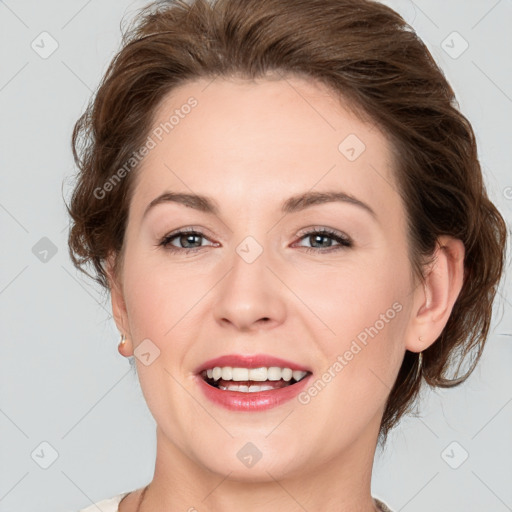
xmin=189 ymin=433 xmax=309 ymax=482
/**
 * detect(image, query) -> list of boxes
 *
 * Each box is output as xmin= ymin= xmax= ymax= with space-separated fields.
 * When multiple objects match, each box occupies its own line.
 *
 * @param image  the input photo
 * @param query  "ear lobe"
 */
xmin=406 ymin=236 xmax=465 ymax=353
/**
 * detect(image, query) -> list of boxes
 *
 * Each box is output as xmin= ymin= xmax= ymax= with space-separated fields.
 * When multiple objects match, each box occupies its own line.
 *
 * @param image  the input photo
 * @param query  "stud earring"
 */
xmin=118 ymin=333 xmax=128 ymax=356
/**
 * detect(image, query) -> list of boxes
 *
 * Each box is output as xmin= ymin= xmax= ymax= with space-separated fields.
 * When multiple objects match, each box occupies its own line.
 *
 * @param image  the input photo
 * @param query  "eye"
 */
xmin=158 ymin=228 xmax=216 ymax=253
xmin=294 ymin=227 xmax=352 ymax=253
xmin=157 ymin=226 xmax=352 ymax=254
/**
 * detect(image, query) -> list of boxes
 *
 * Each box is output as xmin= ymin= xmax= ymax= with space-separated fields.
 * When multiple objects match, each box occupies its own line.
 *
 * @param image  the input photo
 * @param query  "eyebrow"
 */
xmin=143 ymin=190 xmax=376 ymax=219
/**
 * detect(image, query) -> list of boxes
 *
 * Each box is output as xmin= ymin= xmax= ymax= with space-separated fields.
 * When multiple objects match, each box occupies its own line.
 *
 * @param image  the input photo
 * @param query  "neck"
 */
xmin=142 ymin=423 xmax=381 ymax=512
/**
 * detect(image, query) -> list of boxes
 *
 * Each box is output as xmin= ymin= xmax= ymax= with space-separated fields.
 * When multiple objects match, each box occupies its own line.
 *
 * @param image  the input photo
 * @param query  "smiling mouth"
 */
xmin=200 ymin=367 xmax=311 ymax=393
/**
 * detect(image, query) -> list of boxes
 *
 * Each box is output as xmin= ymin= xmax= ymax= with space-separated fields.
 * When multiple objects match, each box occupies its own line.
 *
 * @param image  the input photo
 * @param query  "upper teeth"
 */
xmin=205 ymin=366 xmax=307 ymax=382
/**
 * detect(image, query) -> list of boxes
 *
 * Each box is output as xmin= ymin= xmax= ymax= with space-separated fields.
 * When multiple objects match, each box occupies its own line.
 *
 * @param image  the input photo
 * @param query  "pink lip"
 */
xmin=194 ymin=353 xmax=311 ymax=374
xmin=195 ymin=373 xmax=312 ymax=411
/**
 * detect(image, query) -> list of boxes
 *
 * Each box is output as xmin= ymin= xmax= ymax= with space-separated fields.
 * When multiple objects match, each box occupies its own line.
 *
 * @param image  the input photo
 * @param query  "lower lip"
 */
xmin=195 ymin=374 xmax=312 ymax=411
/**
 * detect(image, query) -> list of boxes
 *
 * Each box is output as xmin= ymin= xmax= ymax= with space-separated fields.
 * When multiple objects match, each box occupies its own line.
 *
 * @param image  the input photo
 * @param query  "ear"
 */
xmin=106 ymin=252 xmax=133 ymax=356
xmin=405 ymin=235 xmax=465 ymax=352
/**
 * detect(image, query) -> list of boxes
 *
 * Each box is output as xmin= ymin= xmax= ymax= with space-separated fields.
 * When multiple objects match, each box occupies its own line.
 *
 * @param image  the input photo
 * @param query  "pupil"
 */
xmin=182 ymin=234 xmax=200 ymax=248
xmin=312 ymin=234 xmax=330 ymax=248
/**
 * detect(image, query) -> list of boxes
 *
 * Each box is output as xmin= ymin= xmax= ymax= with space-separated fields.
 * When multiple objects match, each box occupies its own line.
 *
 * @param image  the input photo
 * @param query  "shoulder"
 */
xmin=76 ymin=491 xmax=130 ymax=512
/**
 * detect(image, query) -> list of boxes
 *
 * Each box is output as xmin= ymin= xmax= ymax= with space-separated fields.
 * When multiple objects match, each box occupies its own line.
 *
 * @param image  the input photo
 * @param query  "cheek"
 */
xmin=321 ymin=292 xmax=406 ymax=383
xmin=301 ymin=298 xmax=407 ymax=439
xmin=311 ymin=256 xmax=410 ymax=383
xmin=121 ymin=248 xmax=176 ymax=339
xmin=121 ymin=237 xmax=192 ymax=317
xmin=124 ymin=274 xmax=166 ymax=333
xmin=313 ymin=256 xmax=407 ymax=329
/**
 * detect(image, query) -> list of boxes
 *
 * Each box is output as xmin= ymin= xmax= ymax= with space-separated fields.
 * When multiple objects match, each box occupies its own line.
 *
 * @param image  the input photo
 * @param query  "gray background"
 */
xmin=1 ymin=0 xmax=511 ymax=511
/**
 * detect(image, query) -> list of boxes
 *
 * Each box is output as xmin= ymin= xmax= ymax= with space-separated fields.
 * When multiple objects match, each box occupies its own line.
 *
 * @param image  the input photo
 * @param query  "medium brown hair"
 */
xmin=66 ymin=0 xmax=508 ymax=443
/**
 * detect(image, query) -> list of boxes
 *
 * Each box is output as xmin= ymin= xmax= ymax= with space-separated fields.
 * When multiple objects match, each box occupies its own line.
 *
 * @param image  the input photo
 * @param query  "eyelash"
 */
xmin=157 ymin=226 xmax=353 ymax=254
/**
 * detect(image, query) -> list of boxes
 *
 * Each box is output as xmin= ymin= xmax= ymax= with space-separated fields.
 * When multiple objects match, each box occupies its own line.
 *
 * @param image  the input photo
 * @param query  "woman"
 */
xmin=67 ymin=0 xmax=507 ymax=510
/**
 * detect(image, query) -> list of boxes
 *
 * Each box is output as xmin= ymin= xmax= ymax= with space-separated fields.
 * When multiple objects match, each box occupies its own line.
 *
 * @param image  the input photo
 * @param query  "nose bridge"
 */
xmin=213 ymin=233 xmax=286 ymax=329
xmin=232 ymin=234 xmax=270 ymax=291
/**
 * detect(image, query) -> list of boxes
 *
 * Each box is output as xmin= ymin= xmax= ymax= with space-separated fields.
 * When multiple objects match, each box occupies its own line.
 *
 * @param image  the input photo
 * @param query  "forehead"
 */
xmin=129 ymin=75 xmax=401 ymax=221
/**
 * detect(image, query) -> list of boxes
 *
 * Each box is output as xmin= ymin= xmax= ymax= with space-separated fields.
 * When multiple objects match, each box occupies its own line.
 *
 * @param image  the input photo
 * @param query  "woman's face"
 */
xmin=112 ymin=75 xmax=421 ymax=481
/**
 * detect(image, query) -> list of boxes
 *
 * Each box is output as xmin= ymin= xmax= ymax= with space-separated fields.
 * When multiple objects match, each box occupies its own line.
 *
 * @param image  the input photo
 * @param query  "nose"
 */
xmin=212 ymin=242 xmax=287 ymax=332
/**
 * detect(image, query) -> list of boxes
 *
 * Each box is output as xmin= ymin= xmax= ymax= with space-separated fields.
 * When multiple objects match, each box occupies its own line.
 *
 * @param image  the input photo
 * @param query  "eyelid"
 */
xmin=295 ymin=225 xmax=350 ymax=239
xmin=158 ymin=225 xmax=353 ymax=252
xmin=158 ymin=226 xmax=217 ymax=248
xmin=292 ymin=226 xmax=353 ymax=251
xmin=161 ymin=225 xmax=214 ymax=241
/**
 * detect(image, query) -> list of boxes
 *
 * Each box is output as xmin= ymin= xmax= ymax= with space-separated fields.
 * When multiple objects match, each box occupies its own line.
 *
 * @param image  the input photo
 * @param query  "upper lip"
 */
xmin=194 ymin=354 xmax=312 ymax=374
